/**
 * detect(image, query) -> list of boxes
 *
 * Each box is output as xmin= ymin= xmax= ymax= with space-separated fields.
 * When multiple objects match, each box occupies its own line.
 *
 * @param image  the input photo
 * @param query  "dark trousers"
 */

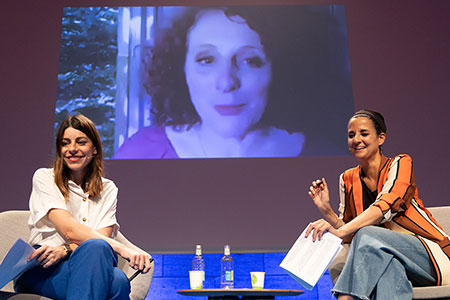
xmin=15 ymin=239 xmax=130 ymax=300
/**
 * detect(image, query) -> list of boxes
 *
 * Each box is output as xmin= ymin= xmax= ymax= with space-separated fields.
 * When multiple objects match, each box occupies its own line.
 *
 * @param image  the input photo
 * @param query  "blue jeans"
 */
xmin=332 ymin=226 xmax=436 ymax=300
xmin=15 ymin=239 xmax=130 ymax=300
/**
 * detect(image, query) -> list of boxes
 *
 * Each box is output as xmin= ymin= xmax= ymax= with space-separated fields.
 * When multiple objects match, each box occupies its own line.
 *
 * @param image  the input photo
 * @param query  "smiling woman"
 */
xmin=60 ymin=127 xmax=98 ymax=185
xmin=306 ymin=110 xmax=450 ymax=299
xmin=53 ymin=114 xmax=104 ymax=202
xmin=14 ymin=114 xmax=152 ymax=300
xmin=114 ymin=5 xmax=354 ymax=159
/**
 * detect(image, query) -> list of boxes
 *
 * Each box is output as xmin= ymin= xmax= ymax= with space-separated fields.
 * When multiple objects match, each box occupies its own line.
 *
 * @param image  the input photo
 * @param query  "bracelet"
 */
xmin=334 ymin=218 xmax=342 ymax=228
xmin=63 ymin=244 xmax=73 ymax=257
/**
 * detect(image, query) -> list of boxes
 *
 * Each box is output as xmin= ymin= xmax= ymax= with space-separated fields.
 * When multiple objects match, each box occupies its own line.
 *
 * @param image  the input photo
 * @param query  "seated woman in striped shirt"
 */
xmin=306 ymin=109 xmax=450 ymax=300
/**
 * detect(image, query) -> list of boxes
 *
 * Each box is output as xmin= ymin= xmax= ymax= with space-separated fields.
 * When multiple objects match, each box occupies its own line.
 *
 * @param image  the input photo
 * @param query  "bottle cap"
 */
xmin=195 ymin=244 xmax=202 ymax=256
xmin=224 ymin=245 xmax=230 ymax=256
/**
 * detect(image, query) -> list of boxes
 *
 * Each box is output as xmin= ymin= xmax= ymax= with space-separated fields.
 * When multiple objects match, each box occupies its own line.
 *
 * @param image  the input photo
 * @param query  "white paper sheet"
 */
xmin=280 ymin=224 xmax=343 ymax=290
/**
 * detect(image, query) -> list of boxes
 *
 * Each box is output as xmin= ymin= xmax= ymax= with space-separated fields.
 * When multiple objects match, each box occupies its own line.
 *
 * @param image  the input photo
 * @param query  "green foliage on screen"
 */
xmin=56 ymin=7 xmax=118 ymax=158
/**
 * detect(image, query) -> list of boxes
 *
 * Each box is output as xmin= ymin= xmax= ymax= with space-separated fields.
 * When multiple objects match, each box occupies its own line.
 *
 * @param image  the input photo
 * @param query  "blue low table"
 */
xmin=177 ymin=288 xmax=304 ymax=300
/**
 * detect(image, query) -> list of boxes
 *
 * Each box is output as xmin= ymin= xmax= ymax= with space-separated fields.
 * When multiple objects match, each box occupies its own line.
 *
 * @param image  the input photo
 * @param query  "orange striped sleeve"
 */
xmin=374 ymin=154 xmax=415 ymax=213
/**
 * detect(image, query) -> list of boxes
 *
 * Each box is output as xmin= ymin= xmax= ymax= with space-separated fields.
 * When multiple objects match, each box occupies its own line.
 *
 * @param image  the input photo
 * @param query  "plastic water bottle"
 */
xmin=192 ymin=245 xmax=205 ymax=281
xmin=220 ymin=245 xmax=234 ymax=288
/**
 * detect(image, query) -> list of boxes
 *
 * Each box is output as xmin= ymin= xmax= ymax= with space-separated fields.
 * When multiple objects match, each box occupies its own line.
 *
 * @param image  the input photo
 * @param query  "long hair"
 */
xmin=53 ymin=114 xmax=104 ymax=202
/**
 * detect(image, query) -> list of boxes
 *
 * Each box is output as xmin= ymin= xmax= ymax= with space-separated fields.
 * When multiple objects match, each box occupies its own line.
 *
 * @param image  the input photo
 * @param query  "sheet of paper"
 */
xmin=280 ymin=224 xmax=343 ymax=290
xmin=0 ymin=238 xmax=39 ymax=289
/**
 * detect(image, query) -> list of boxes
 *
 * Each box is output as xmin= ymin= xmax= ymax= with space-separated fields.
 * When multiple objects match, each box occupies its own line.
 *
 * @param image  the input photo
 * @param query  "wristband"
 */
xmin=63 ymin=244 xmax=73 ymax=257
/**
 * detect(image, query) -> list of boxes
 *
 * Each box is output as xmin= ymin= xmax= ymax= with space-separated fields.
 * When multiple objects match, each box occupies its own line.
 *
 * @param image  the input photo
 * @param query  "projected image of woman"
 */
xmin=306 ymin=110 xmax=450 ymax=299
xmin=14 ymin=114 xmax=152 ymax=300
xmin=115 ymin=6 xmax=353 ymax=159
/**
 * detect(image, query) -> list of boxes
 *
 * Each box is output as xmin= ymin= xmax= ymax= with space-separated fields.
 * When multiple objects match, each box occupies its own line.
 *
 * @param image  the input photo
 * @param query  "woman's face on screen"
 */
xmin=184 ymin=9 xmax=272 ymax=138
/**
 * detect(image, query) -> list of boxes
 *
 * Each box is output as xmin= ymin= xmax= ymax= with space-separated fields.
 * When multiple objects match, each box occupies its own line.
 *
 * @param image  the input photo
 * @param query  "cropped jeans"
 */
xmin=332 ymin=226 xmax=437 ymax=300
xmin=15 ymin=239 xmax=130 ymax=300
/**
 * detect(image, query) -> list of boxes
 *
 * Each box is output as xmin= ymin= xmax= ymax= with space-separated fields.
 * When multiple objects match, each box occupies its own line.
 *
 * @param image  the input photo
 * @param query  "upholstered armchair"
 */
xmin=0 ymin=210 xmax=153 ymax=300
xmin=328 ymin=206 xmax=450 ymax=300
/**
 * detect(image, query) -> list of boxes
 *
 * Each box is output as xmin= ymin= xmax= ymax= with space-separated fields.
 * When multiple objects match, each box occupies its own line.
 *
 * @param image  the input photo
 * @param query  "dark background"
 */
xmin=1 ymin=0 xmax=449 ymax=253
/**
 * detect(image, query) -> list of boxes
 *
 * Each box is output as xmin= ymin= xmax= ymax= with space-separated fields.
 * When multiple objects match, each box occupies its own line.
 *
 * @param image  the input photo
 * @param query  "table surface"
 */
xmin=177 ymin=288 xmax=304 ymax=296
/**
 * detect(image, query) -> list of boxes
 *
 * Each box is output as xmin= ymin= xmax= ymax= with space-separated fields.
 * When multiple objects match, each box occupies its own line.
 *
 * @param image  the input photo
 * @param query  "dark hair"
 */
xmin=145 ymin=6 xmax=353 ymax=143
xmin=53 ymin=114 xmax=104 ymax=201
xmin=352 ymin=109 xmax=387 ymax=135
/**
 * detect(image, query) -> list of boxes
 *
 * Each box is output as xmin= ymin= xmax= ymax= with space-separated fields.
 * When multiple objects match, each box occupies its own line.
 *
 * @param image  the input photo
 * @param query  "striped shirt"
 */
xmin=338 ymin=154 xmax=450 ymax=285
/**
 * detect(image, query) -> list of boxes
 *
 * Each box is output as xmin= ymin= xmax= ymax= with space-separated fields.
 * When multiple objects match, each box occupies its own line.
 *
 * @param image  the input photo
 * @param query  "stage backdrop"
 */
xmin=1 ymin=0 xmax=449 ymax=253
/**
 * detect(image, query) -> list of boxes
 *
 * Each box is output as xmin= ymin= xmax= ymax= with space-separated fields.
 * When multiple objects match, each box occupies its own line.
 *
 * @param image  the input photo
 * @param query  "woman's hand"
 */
xmin=120 ymin=247 xmax=152 ymax=274
xmin=304 ymin=219 xmax=345 ymax=242
xmin=308 ymin=178 xmax=331 ymax=212
xmin=29 ymin=245 xmax=67 ymax=269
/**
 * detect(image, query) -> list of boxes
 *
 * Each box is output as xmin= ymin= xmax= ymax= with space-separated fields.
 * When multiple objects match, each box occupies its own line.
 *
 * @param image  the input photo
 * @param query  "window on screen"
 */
xmin=56 ymin=5 xmax=354 ymax=159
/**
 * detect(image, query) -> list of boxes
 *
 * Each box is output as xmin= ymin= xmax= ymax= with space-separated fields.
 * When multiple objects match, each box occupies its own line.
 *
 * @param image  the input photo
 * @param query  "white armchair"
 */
xmin=0 ymin=210 xmax=153 ymax=300
xmin=328 ymin=206 xmax=450 ymax=300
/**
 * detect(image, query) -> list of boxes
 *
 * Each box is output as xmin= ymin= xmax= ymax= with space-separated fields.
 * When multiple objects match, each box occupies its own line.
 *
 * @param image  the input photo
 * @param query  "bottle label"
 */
xmin=225 ymin=270 xmax=234 ymax=281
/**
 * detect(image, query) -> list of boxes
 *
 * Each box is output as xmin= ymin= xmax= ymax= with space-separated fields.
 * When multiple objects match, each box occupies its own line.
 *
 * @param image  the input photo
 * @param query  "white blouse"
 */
xmin=28 ymin=168 xmax=120 ymax=246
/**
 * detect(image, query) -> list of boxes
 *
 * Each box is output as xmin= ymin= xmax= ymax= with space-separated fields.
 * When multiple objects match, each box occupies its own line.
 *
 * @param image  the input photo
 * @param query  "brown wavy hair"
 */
xmin=53 ymin=114 xmax=104 ymax=202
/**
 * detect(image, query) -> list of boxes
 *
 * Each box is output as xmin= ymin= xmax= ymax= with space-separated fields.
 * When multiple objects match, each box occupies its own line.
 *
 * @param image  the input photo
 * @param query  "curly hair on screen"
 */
xmin=144 ymin=6 xmax=351 ymax=135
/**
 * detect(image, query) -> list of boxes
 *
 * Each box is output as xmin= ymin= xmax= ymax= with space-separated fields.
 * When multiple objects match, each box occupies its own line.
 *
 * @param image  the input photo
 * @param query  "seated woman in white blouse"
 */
xmin=14 ymin=114 xmax=152 ymax=300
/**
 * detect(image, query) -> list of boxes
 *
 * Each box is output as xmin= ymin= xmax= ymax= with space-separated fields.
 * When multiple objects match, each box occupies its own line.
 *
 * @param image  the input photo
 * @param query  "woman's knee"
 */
xmin=354 ymin=225 xmax=381 ymax=237
xmin=71 ymin=239 xmax=117 ymax=267
xmin=352 ymin=226 xmax=386 ymax=244
xmin=350 ymin=226 xmax=390 ymax=254
xmin=75 ymin=239 xmax=113 ymax=255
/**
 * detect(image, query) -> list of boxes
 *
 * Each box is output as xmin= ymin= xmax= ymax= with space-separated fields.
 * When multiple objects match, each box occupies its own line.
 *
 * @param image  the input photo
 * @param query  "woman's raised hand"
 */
xmin=308 ymin=178 xmax=331 ymax=212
